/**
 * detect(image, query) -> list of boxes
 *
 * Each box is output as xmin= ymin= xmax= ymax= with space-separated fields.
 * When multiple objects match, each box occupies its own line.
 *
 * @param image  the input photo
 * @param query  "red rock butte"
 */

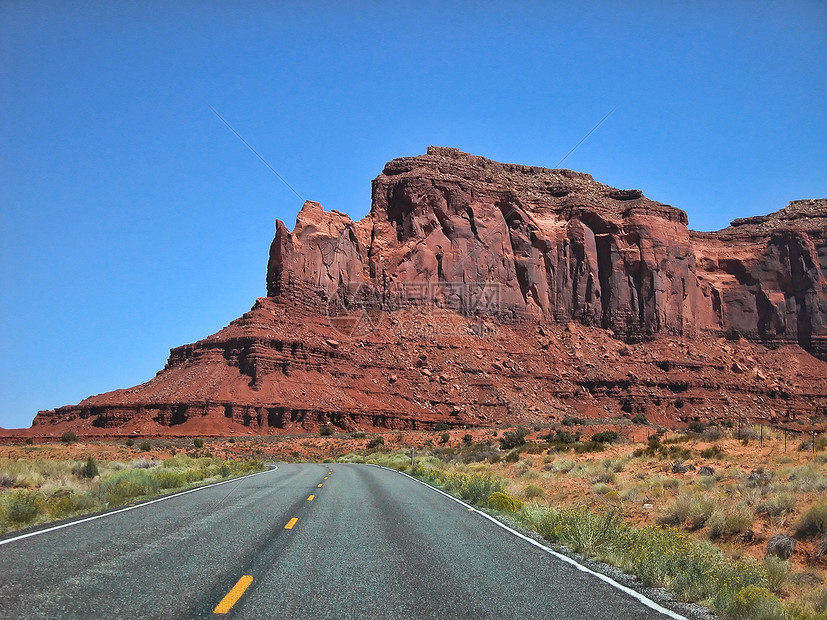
xmin=30 ymin=147 xmax=827 ymax=437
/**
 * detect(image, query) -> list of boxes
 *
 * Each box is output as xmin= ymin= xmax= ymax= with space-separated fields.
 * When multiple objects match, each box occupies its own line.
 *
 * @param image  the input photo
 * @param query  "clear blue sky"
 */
xmin=1 ymin=1 xmax=825 ymax=429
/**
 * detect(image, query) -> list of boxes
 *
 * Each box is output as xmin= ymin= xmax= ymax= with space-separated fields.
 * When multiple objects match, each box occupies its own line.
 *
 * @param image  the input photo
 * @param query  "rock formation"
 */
xmin=30 ymin=147 xmax=827 ymax=436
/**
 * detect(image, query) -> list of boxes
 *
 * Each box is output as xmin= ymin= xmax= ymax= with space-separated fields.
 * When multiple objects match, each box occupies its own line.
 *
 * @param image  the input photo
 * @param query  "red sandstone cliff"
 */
xmin=30 ymin=147 xmax=827 ymax=436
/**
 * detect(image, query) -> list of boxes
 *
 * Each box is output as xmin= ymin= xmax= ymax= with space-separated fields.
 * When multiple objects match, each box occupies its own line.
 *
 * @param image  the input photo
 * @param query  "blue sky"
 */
xmin=1 ymin=1 xmax=825 ymax=429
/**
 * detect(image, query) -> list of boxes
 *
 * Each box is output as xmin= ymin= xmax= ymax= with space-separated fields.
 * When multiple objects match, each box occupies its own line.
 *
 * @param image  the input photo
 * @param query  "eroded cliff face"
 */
xmin=269 ymin=147 xmax=827 ymax=357
xmin=31 ymin=147 xmax=827 ymax=436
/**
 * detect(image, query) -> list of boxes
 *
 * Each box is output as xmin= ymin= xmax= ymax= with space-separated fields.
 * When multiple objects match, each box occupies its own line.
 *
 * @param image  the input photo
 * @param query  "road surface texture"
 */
xmin=0 ymin=463 xmax=687 ymax=619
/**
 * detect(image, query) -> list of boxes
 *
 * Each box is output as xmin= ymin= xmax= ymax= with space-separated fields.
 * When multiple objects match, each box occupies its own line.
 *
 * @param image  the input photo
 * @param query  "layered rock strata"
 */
xmin=32 ymin=147 xmax=827 ymax=435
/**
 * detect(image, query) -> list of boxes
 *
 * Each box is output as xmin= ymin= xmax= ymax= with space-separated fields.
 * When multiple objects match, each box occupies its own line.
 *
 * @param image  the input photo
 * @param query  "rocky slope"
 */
xmin=30 ymin=147 xmax=827 ymax=436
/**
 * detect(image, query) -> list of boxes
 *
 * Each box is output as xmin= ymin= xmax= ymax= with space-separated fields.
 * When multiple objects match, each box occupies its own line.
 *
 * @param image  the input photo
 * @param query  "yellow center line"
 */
xmin=284 ymin=517 xmax=299 ymax=529
xmin=213 ymin=575 xmax=253 ymax=614
xmin=307 ymin=495 xmax=315 ymax=501
xmin=324 ymin=476 xmax=328 ymax=479
xmin=317 ymin=483 xmax=323 ymax=488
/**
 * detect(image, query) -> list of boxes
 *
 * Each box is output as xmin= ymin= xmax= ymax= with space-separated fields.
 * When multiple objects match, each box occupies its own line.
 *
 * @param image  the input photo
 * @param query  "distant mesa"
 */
xmin=25 ymin=147 xmax=827 ymax=437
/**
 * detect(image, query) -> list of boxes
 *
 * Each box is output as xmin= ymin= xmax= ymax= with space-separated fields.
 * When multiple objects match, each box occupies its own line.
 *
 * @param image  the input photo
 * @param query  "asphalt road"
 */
xmin=0 ymin=463 xmax=685 ymax=619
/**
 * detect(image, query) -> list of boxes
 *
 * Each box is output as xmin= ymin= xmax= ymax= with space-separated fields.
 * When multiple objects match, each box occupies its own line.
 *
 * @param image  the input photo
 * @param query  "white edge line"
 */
xmin=366 ymin=463 xmax=688 ymax=620
xmin=0 ymin=465 xmax=279 ymax=547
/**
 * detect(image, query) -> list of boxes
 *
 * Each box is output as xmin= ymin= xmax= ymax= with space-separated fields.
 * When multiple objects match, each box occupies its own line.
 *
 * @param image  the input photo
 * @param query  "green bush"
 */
xmin=756 ymin=493 xmax=796 ymax=517
xmin=462 ymin=434 xmax=473 ymax=444
xmin=500 ymin=427 xmax=529 ymax=450
xmin=139 ymin=441 xmax=151 ymax=452
xmin=700 ymin=444 xmax=725 ymax=459
xmin=45 ymin=489 xmax=97 ymax=519
xmin=100 ymin=469 xmax=161 ymax=506
xmin=193 ymin=438 xmax=204 ymax=448
xmin=632 ymin=414 xmax=649 ymax=425
xmin=488 ymin=491 xmax=524 ymax=512
xmin=687 ymin=421 xmax=706 ymax=433
xmin=124 ymin=438 xmax=134 ymax=447
xmin=723 ymin=585 xmax=781 ymax=620
xmin=434 ymin=422 xmax=451 ymax=431
xmin=4 ymin=490 xmax=42 ymax=524
xmin=60 ymin=431 xmax=78 ymax=444
xmin=573 ymin=440 xmax=605 ymax=453
xmin=707 ymin=509 xmax=753 ymax=540
xmin=503 ymin=450 xmax=520 ymax=463
xmin=523 ymin=484 xmax=545 ymax=499
xmin=439 ymin=432 xmax=450 ymax=444
xmin=591 ymin=430 xmax=619 ymax=444
xmin=796 ymin=501 xmax=827 ymax=538
xmin=350 ymin=431 xmax=366 ymax=439
xmin=154 ymin=470 xmax=185 ymax=489
xmin=366 ymin=436 xmax=385 ymax=449
xmin=80 ymin=456 xmax=99 ymax=479
xmin=763 ymin=556 xmax=789 ymax=594
xmin=319 ymin=425 xmax=334 ymax=437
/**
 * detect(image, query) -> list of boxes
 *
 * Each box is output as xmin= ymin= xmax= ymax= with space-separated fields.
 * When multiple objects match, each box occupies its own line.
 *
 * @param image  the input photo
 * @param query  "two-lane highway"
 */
xmin=0 ymin=464 xmax=684 ymax=619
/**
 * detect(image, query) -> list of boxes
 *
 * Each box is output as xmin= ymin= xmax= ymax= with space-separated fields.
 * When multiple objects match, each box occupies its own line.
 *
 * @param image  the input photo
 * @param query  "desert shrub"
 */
xmin=549 ymin=429 xmax=578 ymax=444
xmin=60 ymin=431 xmax=78 ymax=444
xmin=124 ymin=438 xmax=134 ymax=447
xmin=572 ymin=440 xmax=605 ymax=453
xmin=589 ymin=467 xmax=616 ymax=484
xmin=707 ymin=508 xmax=754 ymax=540
xmin=723 ymin=585 xmax=781 ymax=620
xmin=687 ymin=421 xmax=706 ymax=433
xmin=551 ymin=459 xmax=575 ymax=473
xmin=24 ymin=438 xmax=33 ymax=445
xmin=523 ymin=484 xmax=545 ymax=499
xmin=787 ymin=466 xmax=827 ymax=493
xmin=756 ymin=493 xmax=797 ymax=517
xmin=660 ymin=492 xmax=716 ymax=530
xmin=193 ymin=438 xmax=204 ymax=448
xmin=561 ymin=416 xmax=584 ymax=426
xmin=100 ymin=469 xmax=161 ymax=505
xmin=663 ymin=433 xmax=691 ymax=444
xmin=593 ymin=482 xmax=612 ymax=495
xmin=763 ymin=556 xmax=789 ymax=594
xmin=517 ymin=504 xmax=772 ymax=614
xmin=702 ymin=427 xmax=723 ymax=441
xmin=488 ymin=491 xmax=524 ymax=512
xmin=184 ymin=469 xmax=204 ymax=483
xmin=796 ymin=501 xmax=827 ymax=538
xmin=45 ymin=489 xmax=97 ymax=519
xmin=809 ymin=587 xmax=827 ymax=614
xmin=632 ymin=414 xmax=649 ymax=425
xmin=434 ymin=422 xmax=451 ymax=431
xmin=462 ymin=434 xmax=473 ymax=444
xmin=4 ymin=490 xmax=42 ymax=524
xmin=429 ymin=470 xmax=505 ymax=505
xmin=500 ymin=427 xmax=529 ymax=450
xmin=130 ymin=458 xmax=158 ymax=469
xmin=350 ymin=431 xmax=366 ymax=439
xmin=80 ymin=456 xmax=99 ymax=479
xmin=154 ymin=470 xmax=185 ymax=489
xmin=700 ymin=444 xmax=725 ymax=459
xmin=591 ymin=430 xmax=619 ymax=444
xmin=503 ymin=450 xmax=520 ymax=463
xmin=439 ymin=432 xmax=450 ymax=444
xmin=366 ymin=436 xmax=385 ymax=449
xmin=139 ymin=441 xmax=151 ymax=452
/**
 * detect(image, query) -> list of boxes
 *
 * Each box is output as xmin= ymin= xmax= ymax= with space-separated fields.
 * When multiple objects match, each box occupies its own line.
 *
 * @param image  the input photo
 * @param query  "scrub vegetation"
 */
xmin=339 ymin=425 xmax=827 ymax=619
xmin=0 ymin=452 xmax=264 ymax=533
